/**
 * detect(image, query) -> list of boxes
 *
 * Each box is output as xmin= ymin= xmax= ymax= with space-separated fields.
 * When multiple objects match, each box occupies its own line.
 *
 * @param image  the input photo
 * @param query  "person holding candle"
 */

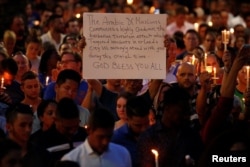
xmin=137 ymin=86 xmax=204 ymax=167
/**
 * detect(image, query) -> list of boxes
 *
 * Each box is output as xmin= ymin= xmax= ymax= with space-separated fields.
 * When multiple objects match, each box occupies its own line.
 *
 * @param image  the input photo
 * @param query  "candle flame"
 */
xmin=151 ymin=149 xmax=159 ymax=157
xmin=127 ymin=0 xmax=133 ymax=5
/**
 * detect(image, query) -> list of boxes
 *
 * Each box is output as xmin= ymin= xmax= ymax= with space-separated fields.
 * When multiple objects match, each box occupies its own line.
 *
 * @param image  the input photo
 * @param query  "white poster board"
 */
xmin=83 ymin=13 xmax=167 ymax=79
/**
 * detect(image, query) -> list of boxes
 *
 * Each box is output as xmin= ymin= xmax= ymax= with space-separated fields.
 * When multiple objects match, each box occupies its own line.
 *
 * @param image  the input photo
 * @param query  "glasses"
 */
xmin=59 ymin=59 xmax=76 ymax=65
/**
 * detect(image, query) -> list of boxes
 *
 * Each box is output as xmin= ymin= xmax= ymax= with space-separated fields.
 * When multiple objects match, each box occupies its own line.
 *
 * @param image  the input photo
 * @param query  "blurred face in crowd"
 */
xmin=55 ymin=117 xmax=79 ymax=139
xmin=39 ymin=102 xmax=57 ymax=131
xmin=116 ymin=96 xmax=127 ymax=121
xmin=176 ymin=63 xmax=196 ymax=90
xmin=237 ymin=66 xmax=247 ymax=86
xmin=7 ymin=113 xmax=33 ymax=144
xmin=12 ymin=53 xmax=30 ymax=78
xmin=127 ymin=115 xmax=149 ymax=136
xmin=87 ymin=127 xmax=113 ymax=155
xmin=66 ymin=21 xmax=79 ymax=35
xmin=53 ymin=17 xmax=64 ymax=33
xmin=183 ymin=32 xmax=199 ymax=51
xmin=203 ymin=33 xmax=216 ymax=52
xmin=21 ymin=78 xmax=40 ymax=100
xmin=59 ymin=53 xmax=81 ymax=72
xmin=26 ymin=42 xmax=41 ymax=59
xmin=10 ymin=16 xmax=25 ymax=40
xmin=122 ymin=79 xmax=143 ymax=95
xmin=55 ymin=79 xmax=79 ymax=101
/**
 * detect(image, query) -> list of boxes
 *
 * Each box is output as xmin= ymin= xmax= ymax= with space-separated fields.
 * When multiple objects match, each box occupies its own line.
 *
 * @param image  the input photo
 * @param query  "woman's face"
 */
xmin=40 ymin=103 xmax=57 ymax=131
xmin=116 ymin=97 xmax=127 ymax=120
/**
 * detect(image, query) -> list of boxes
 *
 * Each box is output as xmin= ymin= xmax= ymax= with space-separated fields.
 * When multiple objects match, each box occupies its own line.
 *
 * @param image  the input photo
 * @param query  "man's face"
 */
xmin=184 ymin=33 xmax=199 ymax=51
xmin=67 ymin=21 xmax=79 ymax=34
xmin=12 ymin=54 xmax=29 ymax=77
xmin=55 ymin=79 xmax=79 ymax=101
xmin=204 ymin=33 xmax=216 ymax=52
xmin=2 ymin=72 xmax=15 ymax=86
xmin=7 ymin=113 xmax=33 ymax=143
xmin=176 ymin=64 xmax=196 ymax=89
xmin=123 ymin=79 xmax=142 ymax=95
xmin=127 ymin=115 xmax=149 ymax=136
xmin=87 ymin=127 xmax=113 ymax=155
xmin=10 ymin=17 xmax=25 ymax=39
xmin=215 ymin=35 xmax=223 ymax=51
xmin=21 ymin=78 xmax=40 ymax=100
xmin=59 ymin=53 xmax=80 ymax=72
xmin=53 ymin=18 xmax=64 ymax=33
xmin=39 ymin=102 xmax=57 ymax=131
xmin=55 ymin=117 xmax=79 ymax=139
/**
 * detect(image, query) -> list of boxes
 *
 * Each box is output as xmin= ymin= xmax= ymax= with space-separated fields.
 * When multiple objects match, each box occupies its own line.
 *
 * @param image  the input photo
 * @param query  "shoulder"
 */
xmin=109 ymin=142 xmax=130 ymax=155
xmin=61 ymin=144 xmax=83 ymax=161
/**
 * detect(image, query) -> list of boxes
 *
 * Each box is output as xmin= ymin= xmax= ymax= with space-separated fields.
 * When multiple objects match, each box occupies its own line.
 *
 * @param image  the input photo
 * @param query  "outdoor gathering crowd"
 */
xmin=1 ymin=0 xmax=250 ymax=167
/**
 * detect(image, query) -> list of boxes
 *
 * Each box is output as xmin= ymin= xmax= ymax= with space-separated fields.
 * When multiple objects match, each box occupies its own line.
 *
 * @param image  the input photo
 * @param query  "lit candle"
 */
xmin=151 ymin=149 xmax=159 ymax=167
xmin=204 ymin=53 xmax=207 ymax=70
xmin=208 ymin=21 xmax=213 ymax=27
xmin=213 ymin=67 xmax=216 ymax=78
xmin=45 ymin=76 xmax=49 ymax=86
xmin=206 ymin=66 xmax=213 ymax=73
xmin=1 ymin=77 xmax=4 ymax=89
xmin=247 ymin=66 xmax=250 ymax=90
xmin=127 ymin=0 xmax=133 ymax=5
xmin=191 ymin=55 xmax=195 ymax=65
xmin=229 ymin=28 xmax=234 ymax=35
xmin=194 ymin=22 xmax=199 ymax=32
xmin=222 ymin=30 xmax=230 ymax=51
xmin=75 ymin=13 xmax=81 ymax=19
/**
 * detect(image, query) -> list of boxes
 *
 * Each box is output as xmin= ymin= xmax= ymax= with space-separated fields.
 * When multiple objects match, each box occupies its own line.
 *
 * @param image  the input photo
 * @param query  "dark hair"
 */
xmin=0 ymin=139 xmax=21 ymax=160
xmin=185 ymin=29 xmax=200 ymax=39
xmin=21 ymin=71 xmax=38 ymax=85
xmin=65 ymin=17 xmax=79 ymax=29
xmin=88 ymin=107 xmax=115 ymax=130
xmin=38 ymin=48 xmax=59 ymax=74
xmin=173 ymin=31 xmax=185 ymax=49
xmin=25 ymin=28 xmax=42 ymax=45
xmin=126 ymin=96 xmax=150 ymax=118
xmin=56 ymin=69 xmax=81 ymax=86
xmin=56 ymin=97 xmax=79 ymax=119
xmin=162 ymin=86 xmax=191 ymax=114
xmin=37 ymin=99 xmax=57 ymax=118
xmin=0 ymin=58 xmax=18 ymax=75
xmin=47 ymin=14 xmax=62 ymax=25
xmin=5 ymin=103 xmax=33 ymax=124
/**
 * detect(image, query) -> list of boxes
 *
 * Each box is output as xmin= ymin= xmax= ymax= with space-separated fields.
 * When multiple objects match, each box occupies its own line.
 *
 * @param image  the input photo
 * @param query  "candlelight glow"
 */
xmin=75 ymin=13 xmax=81 ymax=18
xmin=127 ymin=0 xmax=133 ymax=5
xmin=206 ymin=66 xmax=213 ymax=73
xmin=149 ymin=6 xmax=155 ymax=14
xmin=208 ymin=21 xmax=213 ymax=27
xmin=45 ymin=76 xmax=49 ymax=86
xmin=151 ymin=149 xmax=158 ymax=157
xmin=194 ymin=22 xmax=199 ymax=32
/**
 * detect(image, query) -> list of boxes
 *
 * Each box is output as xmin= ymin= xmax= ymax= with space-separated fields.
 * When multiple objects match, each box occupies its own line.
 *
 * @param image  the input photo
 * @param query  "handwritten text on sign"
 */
xmin=83 ymin=13 xmax=166 ymax=79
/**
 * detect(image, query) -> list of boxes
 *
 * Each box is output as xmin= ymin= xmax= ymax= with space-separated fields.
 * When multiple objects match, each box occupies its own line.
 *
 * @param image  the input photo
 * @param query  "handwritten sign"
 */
xmin=83 ymin=13 xmax=167 ymax=79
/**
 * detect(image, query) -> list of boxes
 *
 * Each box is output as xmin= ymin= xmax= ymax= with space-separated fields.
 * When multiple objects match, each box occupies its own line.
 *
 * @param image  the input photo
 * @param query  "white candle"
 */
xmin=213 ymin=67 xmax=216 ymax=78
xmin=151 ymin=149 xmax=159 ymax=167
xmin=247 ymin=66 xmax=250 ymax=90
xmin=1 ymin=77 xmax=4 ymax=89
xmin=45 ymin=76 xmax=49 ymax=86
xmin=191 ymin=55 xmax=195 ymax=65
xmin=204 ymin=53 xmax=207 ymax=70
xmin=194 ymin=22 xmax=199 ymax=32
xmin=222 ymin=30 xmax=230 ymax=51
xmin=229 ymin=28 xmax=234 ymax=35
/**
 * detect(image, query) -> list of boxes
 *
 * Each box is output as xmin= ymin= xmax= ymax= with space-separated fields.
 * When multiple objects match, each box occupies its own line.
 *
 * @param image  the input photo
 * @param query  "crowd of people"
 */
xmin=1 ymin=0 xmax=250 ymax=167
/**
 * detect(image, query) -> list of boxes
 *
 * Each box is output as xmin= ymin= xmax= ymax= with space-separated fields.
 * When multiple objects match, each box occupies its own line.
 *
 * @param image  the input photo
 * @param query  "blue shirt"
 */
xmin=112 ymin=124 xmax=138 ymax=167
xmin=43 ymin=80 xmax=88 ymax=105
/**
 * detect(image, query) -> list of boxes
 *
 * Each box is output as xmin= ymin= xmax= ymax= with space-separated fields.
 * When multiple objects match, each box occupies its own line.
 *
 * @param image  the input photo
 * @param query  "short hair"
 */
xmin=56 ymin=97 xmax=79 ymax=119
xmin=47 ymin=14 xmax=62 ymax=25
xmin=56 ymin=69 xmax=81 ymax=86
xmin=5 ymin=103 xmax=33 ymax=124
xmin=175 ymin=6 xmax=188 ymax=15
xmin=126 ymin=96 xmax=150 ymax=118
xmin=21 ymin=71 xmax=38 ymax=85
xmin=37 ymin=99 xmax=57 ymax=118
xmin=0 ymin=58 xmax=18 ymax=75
xmin=162 ymin=86 xmax=191 ymax=113
xmin=60 ymin=51 xmax=82 ymax=63
xmin=0 ymin=139 xmax=21 ymax=160
xmin=65 ymin=17 xmax=78 ymax=28
xmin=25 ymin=28 xmax=42 ymax=45
xmin=88 ymin=107 xmax=115 ymax=130
xmin=184 ymin=29 xmax=200 ymax=39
